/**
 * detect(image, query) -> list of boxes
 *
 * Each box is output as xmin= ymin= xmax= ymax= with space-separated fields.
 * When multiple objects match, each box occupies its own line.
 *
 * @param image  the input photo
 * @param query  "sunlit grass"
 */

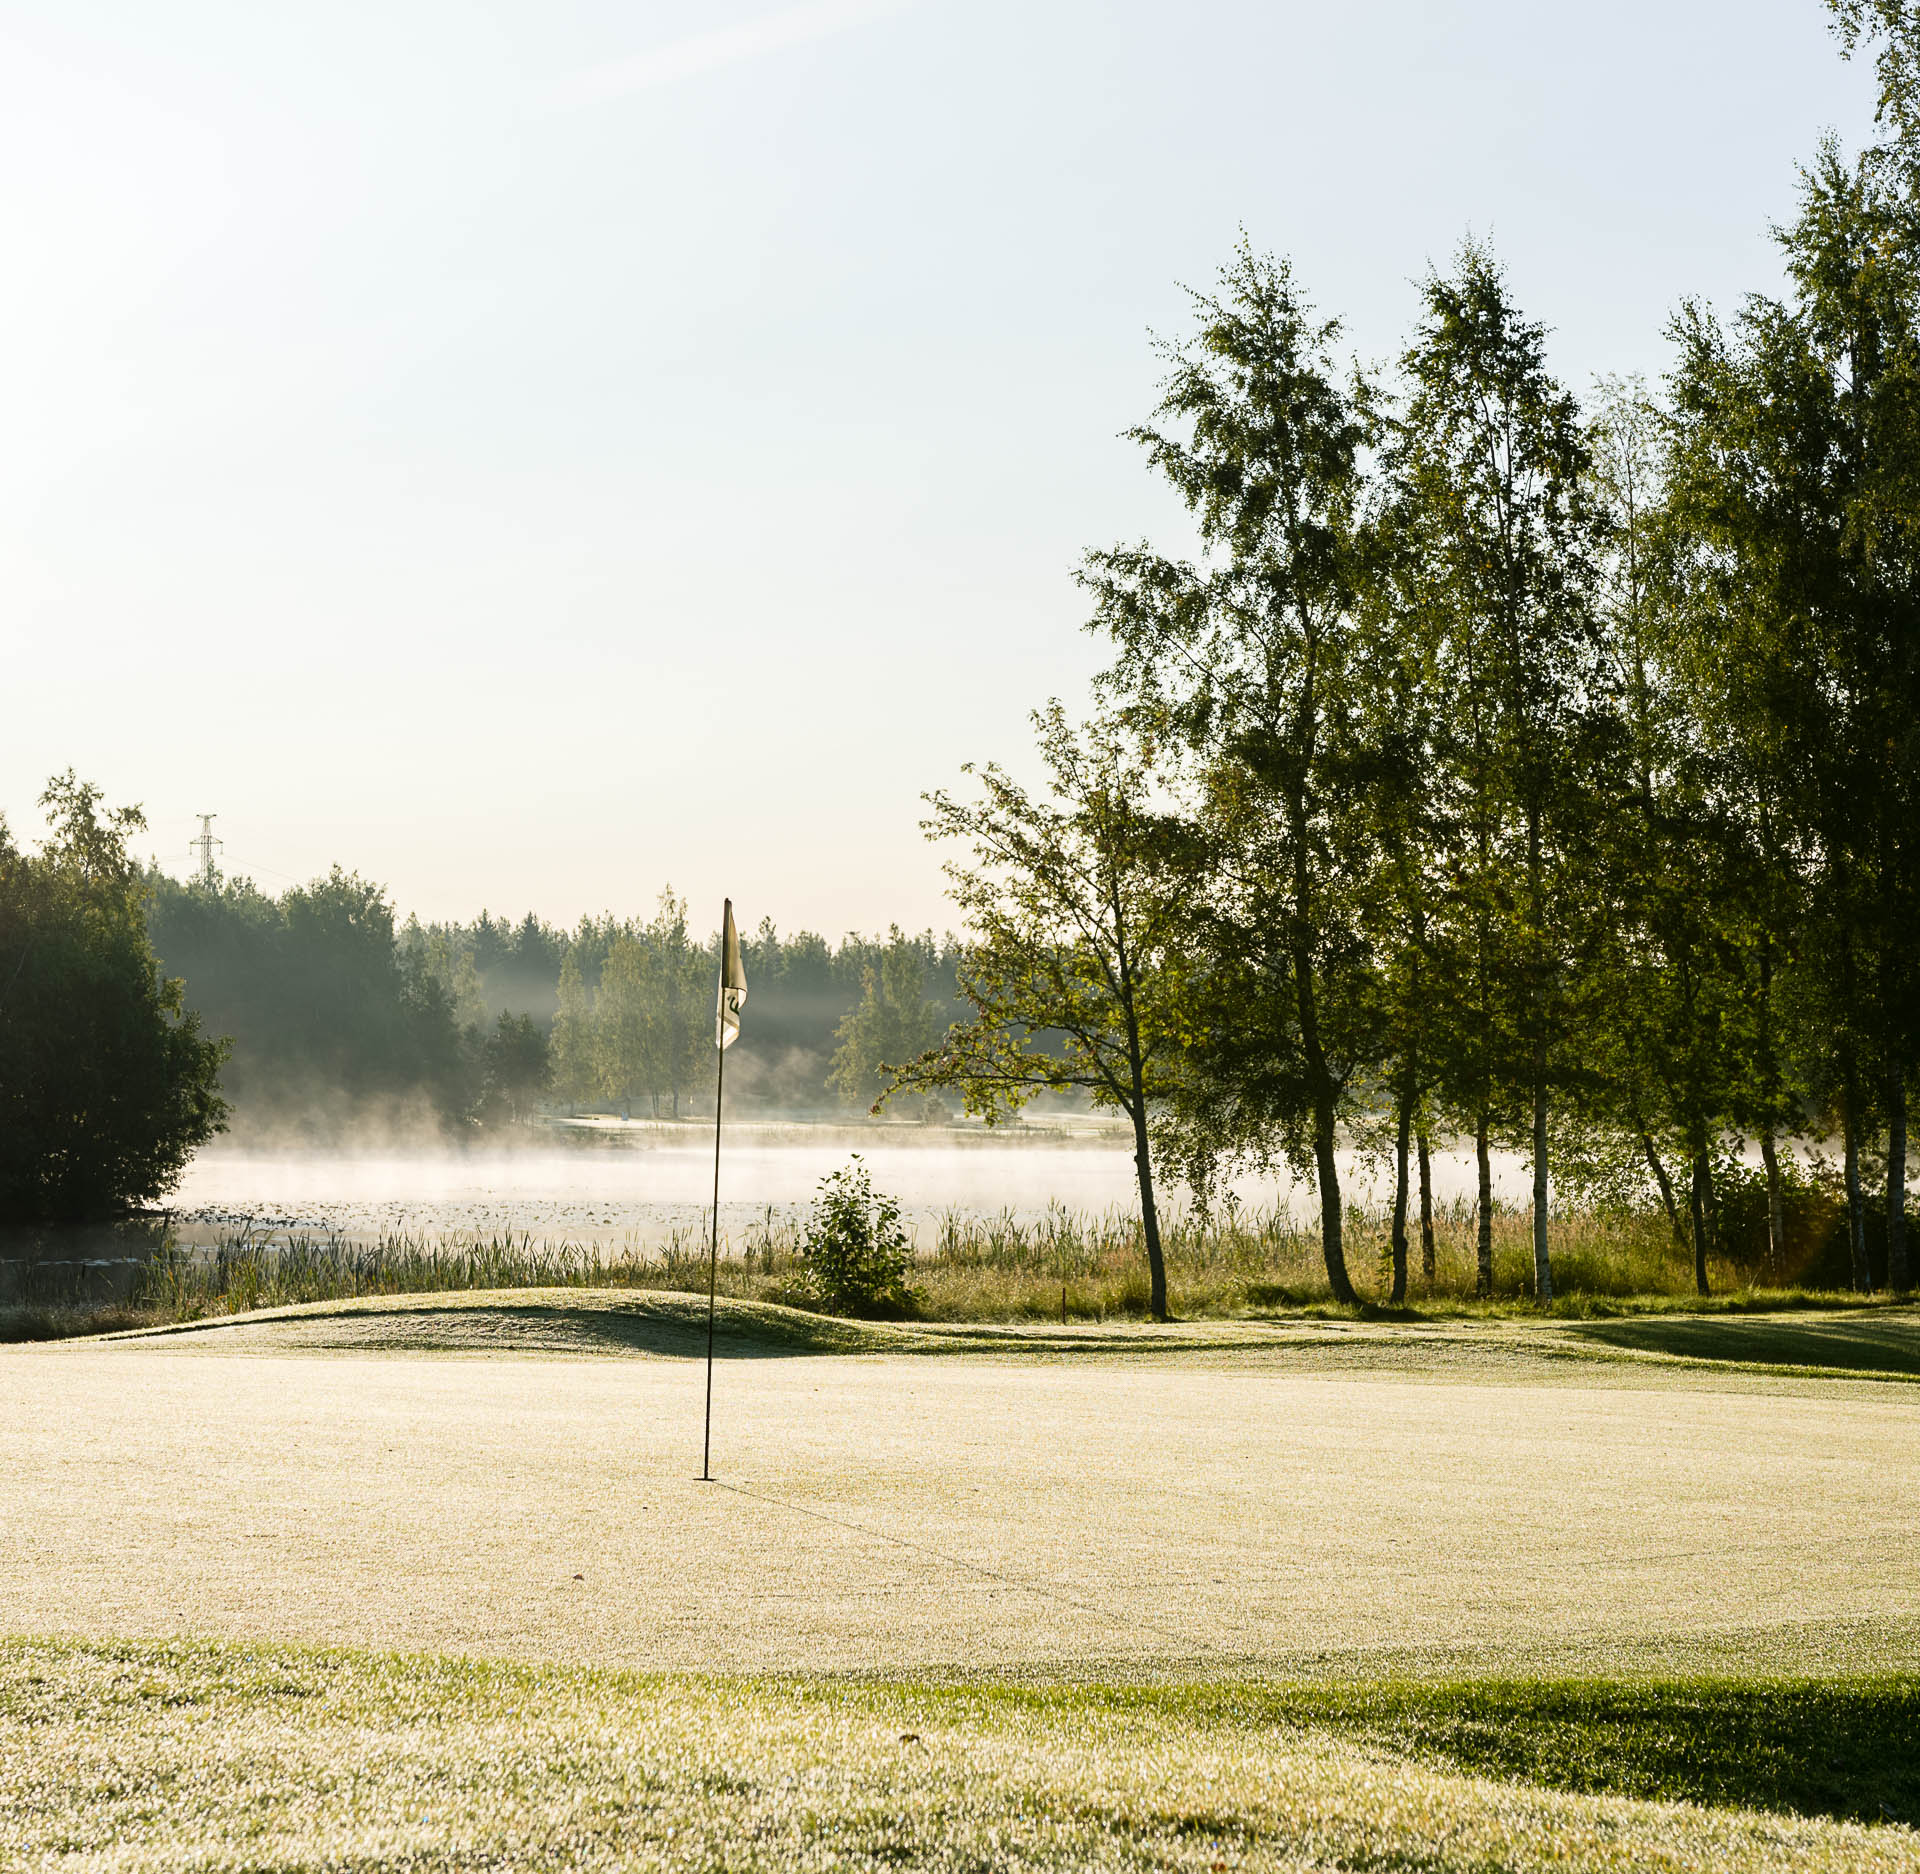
xmin=3 ymin=1637 xmax=1913 ymax=1871
xmin=4 ymin=1192 xmax=1905 ymax=1341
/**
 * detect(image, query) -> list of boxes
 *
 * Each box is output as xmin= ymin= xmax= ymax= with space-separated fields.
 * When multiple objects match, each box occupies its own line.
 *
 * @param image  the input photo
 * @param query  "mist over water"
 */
xmin=171 ymin=1132 xmax=1539 ymax=1249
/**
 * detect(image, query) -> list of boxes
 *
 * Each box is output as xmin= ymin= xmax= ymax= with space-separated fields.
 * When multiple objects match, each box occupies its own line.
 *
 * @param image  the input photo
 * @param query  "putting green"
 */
xmin=3 ymin=1306 xmax=1916 ymax=1679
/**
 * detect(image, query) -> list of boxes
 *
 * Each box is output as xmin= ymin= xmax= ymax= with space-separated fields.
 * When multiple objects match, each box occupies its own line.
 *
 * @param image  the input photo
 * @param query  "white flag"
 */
xmin=716 ymin=898 xmax=747 ymax=1050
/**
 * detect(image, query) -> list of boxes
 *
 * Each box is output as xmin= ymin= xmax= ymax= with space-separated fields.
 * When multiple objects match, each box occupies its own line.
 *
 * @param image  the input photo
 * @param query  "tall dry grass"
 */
xmin=1 ymin=1192 xmax=1815 ymax=1340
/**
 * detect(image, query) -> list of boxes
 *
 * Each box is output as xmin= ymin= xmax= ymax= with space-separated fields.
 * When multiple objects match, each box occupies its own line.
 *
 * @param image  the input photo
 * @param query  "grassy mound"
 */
xmin=101 ymin=1286 xmax=912 ymax=1356
xmin=3 ymin=1638 xmax=1913 ymax=1871
xmin=81 ymin=1285 xmax=1920 ymax=1381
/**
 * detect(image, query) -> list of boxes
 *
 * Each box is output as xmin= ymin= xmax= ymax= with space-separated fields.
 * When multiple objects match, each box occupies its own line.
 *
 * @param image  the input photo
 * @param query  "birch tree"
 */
xmin=1387 ymin=243 xmax=1608 ymax=1300
xmin=1081 ymin=244 xmax=1374 ymax=1306
xmin=892 ymin=707 xmax=1189 ymax=1319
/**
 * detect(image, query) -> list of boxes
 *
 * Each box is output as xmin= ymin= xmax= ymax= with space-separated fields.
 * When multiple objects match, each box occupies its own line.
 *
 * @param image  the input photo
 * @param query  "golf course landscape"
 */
xmin=19 ymin=0 xmax=1920 ymax=1864
xmin=5 ymin=1293 xmax=1917 ymax=1869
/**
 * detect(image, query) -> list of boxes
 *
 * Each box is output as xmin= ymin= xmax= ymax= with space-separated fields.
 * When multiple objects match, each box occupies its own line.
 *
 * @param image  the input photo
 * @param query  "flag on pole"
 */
xmin=716 ymin=899 xmax=747 ymax=1050
xmin=704 ymin=897 xmax=746 ymax=1483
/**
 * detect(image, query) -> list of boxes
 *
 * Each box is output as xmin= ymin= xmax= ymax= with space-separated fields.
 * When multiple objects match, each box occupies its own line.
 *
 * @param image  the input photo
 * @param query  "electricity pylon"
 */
xmin=189 ymin=814 xmax=222 ymax=889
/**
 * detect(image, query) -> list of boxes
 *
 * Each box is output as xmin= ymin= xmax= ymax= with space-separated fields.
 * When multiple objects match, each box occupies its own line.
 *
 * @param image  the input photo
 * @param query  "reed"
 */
xmin=0 ymin=1192 xmax=1831 ymax=1340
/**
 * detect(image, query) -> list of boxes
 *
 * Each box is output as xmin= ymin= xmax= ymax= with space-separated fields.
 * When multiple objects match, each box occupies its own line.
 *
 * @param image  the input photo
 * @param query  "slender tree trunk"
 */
xmin=1294 ymin=935 xmax=1356 ymax=1306
xmin=1688 ymin=1141 xmax=1712 ymax=1298
xmin=1475 ymin=1108 xmax=1494 ymax=1297
xmin=1527 ymin=802 xmax=1552 ymax=1303
xmin=1314 ymin=1107 xmax=1353 ymax=1306
xmin=1759 ymin=1127 xmax=1785 ymax=1283
xmin=1888 ymin=1076 xmax=1910 ymax=1292
xmin=1532 ymin=1076 xmax=1552 ymax=1302
xmin=1390 ymin=1062 xmax=1413 ymax=1306
xmin=1843 ymin=1059 xmax=1870 ymax=1294
xmin=1107 ymin=872 xmax=1169 ymax=1321
xmin=1129 ymin=1097 xmax=1168 ymax=1321
xmin=1757 ymin=931 xmax=1786 ymax=1282
xmin=1417 ymin=1128 xmax=1436 ymax=1287
xmin=1636 ymin=1121 xmax=1686 ymax=1251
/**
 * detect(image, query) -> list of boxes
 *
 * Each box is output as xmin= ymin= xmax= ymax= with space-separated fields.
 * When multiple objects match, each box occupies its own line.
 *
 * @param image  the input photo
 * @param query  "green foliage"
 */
xmin=798 ymin=1157 xmax=913 ymax=1314
xmin=0 ymin=777 xmax=227 ymax=1223
xmin=148 ymin=872 xmax=964 ymax=1129
xmin=147 ymin=864 xmax=480 ymax=1131
xmin=903 ymin=707 xmax=1188 ymax=1317
xmin=605 ymin=894 xmax=708 ymax=1116
xmin=827 ymin=927 xmax=950 ymax=1115
xmin=481 ymin=1014 xmax=550 ymax=1125
xmin=1082 ymin=243 xmax=1376 ymax=1306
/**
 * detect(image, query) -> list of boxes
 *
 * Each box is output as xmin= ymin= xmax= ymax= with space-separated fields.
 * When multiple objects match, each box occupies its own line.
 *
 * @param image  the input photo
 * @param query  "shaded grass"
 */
xmin=2 ymin=1637 xmax=1913 ymax=1873
xmin=1242 ymin=1678 xmax=1920 ymax=1825
xmin=115 ymin=1286 xmax=910 ymax=1357
xmin=927 ymin=1676 xmax=1920 ymax=1825
xmin=1566 ymin=1310 xmax=1920 ymax=1375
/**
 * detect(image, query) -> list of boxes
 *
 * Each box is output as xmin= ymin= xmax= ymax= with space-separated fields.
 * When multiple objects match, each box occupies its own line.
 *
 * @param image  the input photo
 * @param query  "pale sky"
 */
xmin=2 ymin=0 xmax=1878 ymax=937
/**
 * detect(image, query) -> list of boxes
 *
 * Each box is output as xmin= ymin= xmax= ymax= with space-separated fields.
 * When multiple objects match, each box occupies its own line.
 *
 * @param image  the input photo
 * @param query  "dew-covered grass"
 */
xmin=2 ymin=1638 xmax=1914 ymax=1872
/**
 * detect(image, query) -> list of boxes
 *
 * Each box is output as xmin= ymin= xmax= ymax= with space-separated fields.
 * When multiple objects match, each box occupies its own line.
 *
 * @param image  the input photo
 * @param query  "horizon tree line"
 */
xmin=138 ymin=865 xmax=964 ymax=1133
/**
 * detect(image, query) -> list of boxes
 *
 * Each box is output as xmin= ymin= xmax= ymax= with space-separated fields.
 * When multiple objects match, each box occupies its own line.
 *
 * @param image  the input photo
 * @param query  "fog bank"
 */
xmin=170 ymin=1137 xmax=1542 ymax=1249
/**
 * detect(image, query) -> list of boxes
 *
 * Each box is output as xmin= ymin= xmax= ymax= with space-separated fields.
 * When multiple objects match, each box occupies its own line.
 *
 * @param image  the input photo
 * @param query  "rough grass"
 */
xmin=6 ymin=1193 xmax=1905 ymax=1343
xmin=3 ymin=1638 xmax=1914 ymax=1872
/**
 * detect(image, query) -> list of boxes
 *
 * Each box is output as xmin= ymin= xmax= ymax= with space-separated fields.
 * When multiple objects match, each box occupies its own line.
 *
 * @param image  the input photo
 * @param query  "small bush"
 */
xmin=800 ymin=1157 xmax=912 ymax=1315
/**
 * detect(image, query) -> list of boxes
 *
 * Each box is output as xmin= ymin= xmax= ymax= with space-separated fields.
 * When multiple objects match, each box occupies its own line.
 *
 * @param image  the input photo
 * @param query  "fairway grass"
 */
xmin=4 ymin=1638 xmax=1915 ymax=1872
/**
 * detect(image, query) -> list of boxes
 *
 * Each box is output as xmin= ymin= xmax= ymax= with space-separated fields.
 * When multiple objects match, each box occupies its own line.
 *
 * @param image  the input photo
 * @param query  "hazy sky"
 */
xmin=2 ymin=0 xmax=1880 ymax=938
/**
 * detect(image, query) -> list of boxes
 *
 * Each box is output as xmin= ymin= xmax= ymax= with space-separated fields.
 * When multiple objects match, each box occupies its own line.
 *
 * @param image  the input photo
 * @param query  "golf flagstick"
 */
xmin=703 ymin=899 xmax=747 ymax=1482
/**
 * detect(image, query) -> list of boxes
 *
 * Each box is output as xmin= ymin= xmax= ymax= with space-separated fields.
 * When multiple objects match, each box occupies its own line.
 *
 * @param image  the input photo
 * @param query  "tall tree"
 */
xmin=1666 ymin=121 xmax=1920 ymax=1292
xmin=1388 ymin=242 xmax=1608 ymax=1300
xmin=549 ymin=949 xmax=594 ymax=1102
xmin=1082 ymin=244 xmax=1373 ymax=1306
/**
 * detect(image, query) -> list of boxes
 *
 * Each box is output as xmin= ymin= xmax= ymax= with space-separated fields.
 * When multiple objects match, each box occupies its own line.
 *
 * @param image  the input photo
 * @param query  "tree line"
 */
xmin=142 ymin=868 xmax=962 ymax=1134
xmin=897 ymin=0 xmax=1920 ymax=1316
xmin=1 ymin=787 xmax=968 ymax=1218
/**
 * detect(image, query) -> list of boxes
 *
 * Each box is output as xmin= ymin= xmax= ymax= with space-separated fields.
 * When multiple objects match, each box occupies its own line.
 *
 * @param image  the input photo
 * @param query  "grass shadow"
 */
xmin=111 ymin=1289 xmax=906 ymax=1359
xmin=1307 ymin=1677 xmax=1920 ymax=1825
xmin=1563 ymin=1309 xmax=1920 ymax=1376
xmin=974 ymin=1675 xmax=1920 ymax=1826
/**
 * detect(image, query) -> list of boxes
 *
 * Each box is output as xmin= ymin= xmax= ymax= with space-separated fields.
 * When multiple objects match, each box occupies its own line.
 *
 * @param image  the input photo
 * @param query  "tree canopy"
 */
xmin=0 ymin=776 xmax=227 ymax=1222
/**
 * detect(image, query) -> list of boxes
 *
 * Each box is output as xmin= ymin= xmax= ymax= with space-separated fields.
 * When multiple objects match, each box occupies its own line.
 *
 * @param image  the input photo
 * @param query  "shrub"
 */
xmin=800 ymin=1157 xmax=912 ymax=1314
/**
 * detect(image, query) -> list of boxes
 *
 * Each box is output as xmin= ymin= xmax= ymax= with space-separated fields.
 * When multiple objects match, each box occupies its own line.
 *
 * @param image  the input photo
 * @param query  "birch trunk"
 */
xmin=1888 ymin=1078 xmax=1909 ymax=1292
xmin=1475 ymin=1108 xmax=1494 ymax=1297
xmin=1417 ymin=1128 xmax=1436 ymax=1286
xmin=1688 ymin=1143 xmax=1712 ymax=1298
xmin=1315 ymin=1110 xmax=1353 ymax=1305
xmin=1390 ymin=1067 xmax=1413 ymax=1306
xmin=1638 ymin=1124 xmax=1686 ymax=1250
xmin=1843 ymin=1064 xmax=1870 ymax=1293
xmin=1531 ymin=1076 xmax=1552 ymax=1301
xmin=1129 ymin=1097 xmax=1168 ymax=1320
xmin=1759 ymin=1128 xmax=1785 ymax=1283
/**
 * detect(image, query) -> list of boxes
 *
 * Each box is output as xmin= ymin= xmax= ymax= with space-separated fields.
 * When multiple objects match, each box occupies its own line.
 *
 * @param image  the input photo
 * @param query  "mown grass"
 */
xmin=2 ymin=1638 xmax=1913 ymax=1872
xmin=8 ymin=1193 xmax=1904 ymax=1342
